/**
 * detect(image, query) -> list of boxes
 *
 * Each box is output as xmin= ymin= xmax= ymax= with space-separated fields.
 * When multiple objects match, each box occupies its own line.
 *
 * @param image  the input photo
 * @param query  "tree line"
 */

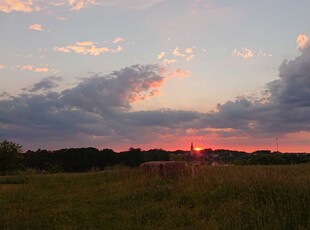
xmin=0 ymin=140 xmax=169 ymax=174
xmin=1 ymin=140 xmax=309 ymax=175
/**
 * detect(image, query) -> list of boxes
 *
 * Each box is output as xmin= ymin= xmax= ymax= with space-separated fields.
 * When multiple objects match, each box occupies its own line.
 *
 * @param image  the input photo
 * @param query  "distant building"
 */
xmin=190 ymin=143 xmax=194 ymax=157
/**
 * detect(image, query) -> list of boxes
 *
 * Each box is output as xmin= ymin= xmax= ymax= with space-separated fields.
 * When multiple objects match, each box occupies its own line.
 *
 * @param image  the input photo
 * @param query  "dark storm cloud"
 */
xmin=200 ymin=46 xmax=310 ymax=136
xmin=61 ymin=64 xmax=165 ymax=113
xmin=24 ymin=76 xmax=62 ymax=92
xmin=0 ymin=91 xmax=10 ymax=98
xmin=0 ymin=64 xmax=200 ymax=145
xmin=1 ymin=46 xmax=309 ymax=149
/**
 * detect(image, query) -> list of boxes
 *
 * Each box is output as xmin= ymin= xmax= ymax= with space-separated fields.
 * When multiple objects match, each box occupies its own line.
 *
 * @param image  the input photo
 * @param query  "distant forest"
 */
xmin=0 ymin=140 xmax=310 ymax=174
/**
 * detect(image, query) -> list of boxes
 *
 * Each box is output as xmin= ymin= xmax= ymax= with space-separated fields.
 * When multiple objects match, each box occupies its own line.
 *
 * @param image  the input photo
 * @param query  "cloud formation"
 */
xmin=54 ymin=41 xmax=122 ymax=56
xmin=1 ymin=45 xmax=309 ymax=149
xmin=16 ymin=65 xmax=49 ymax=72
xmin=163 ymin=58 xmax=176 ymax=65
xmin=158 ymin=46 xmax=195 ymax=65
xmin=0 ymin=0 xmax=167 ymax=15
xmin=167 ymin=68 xmax=191 ymax=78
xmin=0 ymin=64 xmax=177 ymax=143
xmin=23 ymin=76 xmax=62 ymax=92
xmin=296 ymin=33 xmax=309 ymax=51
xmin=28 ymin=24 xmax=44 ymax=31
xmin=0 ymin=64 xmax=5 ymax=69
xmin=68 ymin=0 xmax=97 ymax=11
xmin=172 ymin=47 xmax=194 ymax=61
xmin=0 ymin=0 xmax=38 ymax=13
xmin=113 ymin=37 xmax=125 ymax=44
xmin=232 ymin=48 xmax=254 ymax=59
xmin=205 ymin=45 xmax=310 ymax=137
xmin=157 ymin=51 xmax=165 ymax=60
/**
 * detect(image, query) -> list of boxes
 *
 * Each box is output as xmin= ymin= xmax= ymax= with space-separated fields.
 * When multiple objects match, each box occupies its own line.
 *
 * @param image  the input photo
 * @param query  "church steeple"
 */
xmin=190 ymin=142 xmax=194 ymax=156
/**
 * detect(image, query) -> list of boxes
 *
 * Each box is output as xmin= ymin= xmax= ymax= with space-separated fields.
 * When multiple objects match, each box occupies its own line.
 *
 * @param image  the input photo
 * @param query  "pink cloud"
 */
xmin=232 ymin=48 xmax=254 ymax=59
xmin=55 ymin=41 xmax=116 ymax=56
xmin=157 ymin=51 xmax=165 ymax=60
xmin=67 ymin=0 xmax=97 ymax=11
xmin=0 ymin=0 xmax=38 ymax=13
xmin=34 ymin=67 xmax=49 ymax=72
xmin=163 ymin=58 xmax=176 ymax=64
xmin=113 ymin=37 xmax=125 ymax=44
xmin=76 ymin=41 xmax=94 ymax=46
xmin=168 ymin=68 xmax=191 ymax=78
xmin=17 ymin=65 xmax=49 ymax=72
xmin=296 ymin=33 xmax=309 ymax=51
xmin=28 ymin=24 xmax=44 ymax=31
xmin=54 ymin=47 xmax=71 ymax=53
xmin=172 ymin=47 xmax=195 ymax=61
xmin=112 ymin=46 xmax=123 ymax=53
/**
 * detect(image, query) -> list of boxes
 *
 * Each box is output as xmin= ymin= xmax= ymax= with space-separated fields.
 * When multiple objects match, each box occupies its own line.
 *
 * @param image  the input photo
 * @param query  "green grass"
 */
xmin=0 ymin=165 xmax=309 ymax=230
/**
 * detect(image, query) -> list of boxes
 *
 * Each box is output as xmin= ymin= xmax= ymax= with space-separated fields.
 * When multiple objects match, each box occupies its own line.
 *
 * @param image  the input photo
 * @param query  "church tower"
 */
xmin=190 ymin=142 xmax=194 ymax=158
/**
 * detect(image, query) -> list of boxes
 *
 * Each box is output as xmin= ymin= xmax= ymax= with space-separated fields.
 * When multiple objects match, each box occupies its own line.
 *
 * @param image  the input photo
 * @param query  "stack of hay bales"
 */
xmin=140 ymin=161 xmax=186 ymax=177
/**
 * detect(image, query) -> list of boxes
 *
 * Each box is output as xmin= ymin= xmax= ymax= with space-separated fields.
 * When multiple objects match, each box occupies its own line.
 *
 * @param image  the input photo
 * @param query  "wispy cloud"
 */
xmin=158 ymin=46 xmax=195 ymax=64
xmin=111 ymin=46 xmax=123 ymax=53
xmin=157 ymin=51 xmax=165 ymax=60
xmin=172 ymin=47 xmax=194 ymax=61
xmin=0 ymin=0 xmax=166 ymax=15
xmin=0 ymin=0 xmax=38 ymax=13
xmin=296 ymin=33 xmax=309 ymax=51
xmin=17 ymin=65 xmax=49 ymax=72
xmin=163 ymin=58 xmax=176 ymax=65
xmin=55 ymin=41 xmax=123 ymax=56
xmin=0 ymin=64 xmax=5 ymax=69
xmin=232 ymin=48 xmax=254 ymax=59
xmin=257 ymin=49 xmax=272 ymax=57
xmin=67 ymin=0 xmax=97 ymax=11
xmin=28 ymin=24 xmax=45 ymax=31
xmin=113 ymin=37 xmax=125 ymax=44
xmin=23 ymin=76 xmax=62 ymax=92
xmin=167 ymin=68 xmax=191 ymax=78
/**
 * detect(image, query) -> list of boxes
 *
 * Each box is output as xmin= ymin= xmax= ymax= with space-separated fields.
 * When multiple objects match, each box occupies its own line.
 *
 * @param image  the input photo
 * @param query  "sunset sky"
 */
xmin=0 ymin=0 xmax=310 ymax=152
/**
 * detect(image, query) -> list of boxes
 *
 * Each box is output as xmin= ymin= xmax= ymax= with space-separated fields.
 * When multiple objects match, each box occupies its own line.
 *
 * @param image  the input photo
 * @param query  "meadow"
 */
xmin=0 ymin=164 xmax=309 ymax=230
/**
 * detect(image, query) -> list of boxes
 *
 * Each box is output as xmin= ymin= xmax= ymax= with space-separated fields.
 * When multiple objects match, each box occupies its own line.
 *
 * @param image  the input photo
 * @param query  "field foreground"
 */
xmin=0 ymin=165 xmax=310 ymax=230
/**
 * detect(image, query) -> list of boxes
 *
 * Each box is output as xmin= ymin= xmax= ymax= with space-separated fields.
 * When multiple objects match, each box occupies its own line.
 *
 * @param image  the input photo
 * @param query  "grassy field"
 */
xmin=0 ymin=164 xmax=309 ymax=230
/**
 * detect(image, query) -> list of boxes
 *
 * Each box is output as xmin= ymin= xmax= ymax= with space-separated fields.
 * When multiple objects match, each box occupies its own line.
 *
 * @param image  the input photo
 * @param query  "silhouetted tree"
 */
xmin=0 ymin=140 xmax=23 ymax=174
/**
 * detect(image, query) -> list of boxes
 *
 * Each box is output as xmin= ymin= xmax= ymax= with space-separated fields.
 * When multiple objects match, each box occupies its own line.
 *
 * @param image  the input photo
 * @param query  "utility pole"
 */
xmin=276 ymin=138 xmax=278 ymax=153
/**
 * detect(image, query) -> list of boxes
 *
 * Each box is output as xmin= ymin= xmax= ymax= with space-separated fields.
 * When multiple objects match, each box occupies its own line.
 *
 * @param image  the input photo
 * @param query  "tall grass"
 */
xmin=0 ymin=165 xmax=309 ymax=229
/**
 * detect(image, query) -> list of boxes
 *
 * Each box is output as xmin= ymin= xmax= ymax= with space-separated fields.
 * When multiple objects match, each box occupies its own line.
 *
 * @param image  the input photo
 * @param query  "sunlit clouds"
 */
xmin=157 ymin=51 xmax=165 ymax=60
xmin=172 ymin=47 xmax=194 ymax=61
xmin=1 ymin=0 xmax=310 ymax=152
xmin=297 ymin=33 xmax=309 ymax=51
xmin=16 ymin=65 xmax=49 ymax=72
xmin=28 ymin=24 xmax=44 ymax=31
xmin=158 ymin=47 xmax=194 ymax=64
xmin=67 ymin=0 xmax=97 ymax=11
xmin=1 ymin=45 xmax=310 ymax=151
xmin=232 ymin=48 xmax=254 ymax=59
xmin=167 ymin=68 xmax=191 ymax=78
xmin=162 ymin=58 xmax=176 ymax=65
xmin=54 ymin=41 xmax=123 ymax=56
xmin=0 ymin=0 xmax=38 ymax=13
xmin=0 ymin=0 xmax=168 ymax=14
xmin=257 ymin=49 xmax=272 ymax=57
xmin=113 ymin=37 xmax=125 ymax=44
